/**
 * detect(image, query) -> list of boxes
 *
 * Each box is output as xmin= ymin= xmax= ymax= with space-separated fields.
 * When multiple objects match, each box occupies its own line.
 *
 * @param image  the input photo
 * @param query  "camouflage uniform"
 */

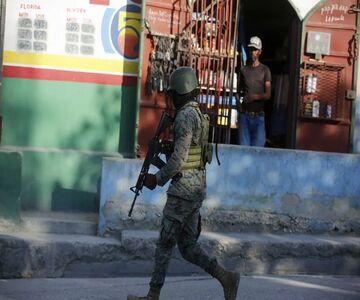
xmin=150 ymin=101 xmax=217 ymax=288
xmin=128 ymin=67 xmax=239 ymax=300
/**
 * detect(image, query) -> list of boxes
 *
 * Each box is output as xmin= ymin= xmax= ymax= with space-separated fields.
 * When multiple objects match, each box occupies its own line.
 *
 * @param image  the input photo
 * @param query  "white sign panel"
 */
xmin=3 ymin=0 xmax=141 ymax=84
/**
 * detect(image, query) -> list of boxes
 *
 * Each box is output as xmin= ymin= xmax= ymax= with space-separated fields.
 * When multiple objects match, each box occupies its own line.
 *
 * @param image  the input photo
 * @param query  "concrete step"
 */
xmin=0 ymin=230 xmax=359 ymax=279
xmin=20 ymin=211 xmax=98 ymax=235
xmin=105 ymin=205 xmax=360 ymax=235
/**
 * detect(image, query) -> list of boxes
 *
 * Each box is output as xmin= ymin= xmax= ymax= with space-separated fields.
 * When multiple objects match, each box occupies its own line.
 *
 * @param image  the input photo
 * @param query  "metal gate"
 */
xmin=138 ymin=0 xmax=240 ymax=156
xmin=179 ymin=0 xmax=241 ymax=144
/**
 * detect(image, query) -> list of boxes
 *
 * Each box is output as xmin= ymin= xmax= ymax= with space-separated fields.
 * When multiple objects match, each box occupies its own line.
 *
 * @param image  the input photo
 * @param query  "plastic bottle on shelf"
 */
xmin=230 ymin=42 xmax=234 ymax=56
xmin=325 ymin=103 xmax=332 ymax=118
xmin=306 ymin=73 xmax=313 ymax=93
xmin=304 ymin=98 xmax=313 ymax=117
xmin=312 ymin=99 xmax=320 ymax=118
xmin=311 ymin=74 xmax=317 ymax=93
xmin=233 ymin=73 xmax=237 ymax=90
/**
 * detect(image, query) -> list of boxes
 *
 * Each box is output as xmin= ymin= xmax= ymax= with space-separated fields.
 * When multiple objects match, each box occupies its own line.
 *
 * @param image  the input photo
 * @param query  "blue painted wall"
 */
xmin=98 ymin=145 xmax=360 ymax=235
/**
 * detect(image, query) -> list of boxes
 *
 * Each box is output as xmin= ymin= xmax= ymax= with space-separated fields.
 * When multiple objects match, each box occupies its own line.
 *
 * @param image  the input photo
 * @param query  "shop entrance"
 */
xmin=240 ymin=0 xmax=358 ymax=153
xmin=137 ymin=0 xmax=357 ymax=155
xmin=239 ymin=0 xmax=300 ymax=148
xmin=137 ymin=0 xmax=301 ymax=153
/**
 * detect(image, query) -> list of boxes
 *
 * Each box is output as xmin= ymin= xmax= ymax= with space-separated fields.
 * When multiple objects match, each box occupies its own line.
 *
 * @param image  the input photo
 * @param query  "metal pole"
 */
xmin=226 ymin=0 xmax=240 ymax=143
xmin=132 ymin=0 xmax=147 ymax=157
xmin=349 ymin=0 xmax=360 ymax=153
xmin=0 ymin=0 xmax=6 ymax=144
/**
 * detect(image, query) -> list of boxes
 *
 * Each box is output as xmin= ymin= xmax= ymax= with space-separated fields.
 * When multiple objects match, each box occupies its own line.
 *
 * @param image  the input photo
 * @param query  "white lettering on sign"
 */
xmin=147 ymin=7 xmax=180 ymax=30
xmin=321 ymin=4 xmax=349 ymax=15
xmin=325 ymin=14 xmax=345 ymax=23
xmin=320 ymin=3 xmax=349 ymax=23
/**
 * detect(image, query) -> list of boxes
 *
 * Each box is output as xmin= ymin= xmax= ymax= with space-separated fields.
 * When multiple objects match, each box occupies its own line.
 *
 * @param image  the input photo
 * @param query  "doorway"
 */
xmin=238 ymin=0 xmax=301 ymax=148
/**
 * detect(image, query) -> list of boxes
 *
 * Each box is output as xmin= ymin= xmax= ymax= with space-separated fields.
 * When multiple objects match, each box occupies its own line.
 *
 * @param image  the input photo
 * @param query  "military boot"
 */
xmin=127 ymin=286 xmax=161 ymax=300
xmin=212 ymin=264 xmax=240 ymax=300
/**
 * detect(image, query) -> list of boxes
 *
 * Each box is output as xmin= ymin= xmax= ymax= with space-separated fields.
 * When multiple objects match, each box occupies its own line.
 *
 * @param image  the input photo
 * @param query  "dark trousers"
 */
xmin=150 ymin=195 xmax=217 ymax=288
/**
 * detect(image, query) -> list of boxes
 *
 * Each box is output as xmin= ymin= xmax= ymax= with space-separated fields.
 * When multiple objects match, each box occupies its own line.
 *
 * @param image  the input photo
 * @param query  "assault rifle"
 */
xmin=129 ymin=112 xmax=173 ymax=217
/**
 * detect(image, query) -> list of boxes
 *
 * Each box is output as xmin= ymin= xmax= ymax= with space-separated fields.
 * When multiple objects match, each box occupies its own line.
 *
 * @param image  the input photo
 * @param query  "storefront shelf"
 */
xmin=299 ymin=115 xmax=351 ymax=125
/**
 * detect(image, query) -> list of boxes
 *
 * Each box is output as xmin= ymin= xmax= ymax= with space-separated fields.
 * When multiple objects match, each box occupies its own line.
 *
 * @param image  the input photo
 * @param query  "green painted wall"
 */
xmin=0 ymin=150 xmax=21 ymax=221
xmin=19 ymin=150 xmax=105 ymax=211
xmin=0 ymin=78 xmax=137 ymax=211
xmin=1 ymin=78 xmax=136 ymax=152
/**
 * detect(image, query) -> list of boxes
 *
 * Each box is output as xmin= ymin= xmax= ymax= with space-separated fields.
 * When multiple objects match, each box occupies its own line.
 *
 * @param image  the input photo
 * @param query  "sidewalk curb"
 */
xmin=1 ymin=230 xmax=359 ymax=278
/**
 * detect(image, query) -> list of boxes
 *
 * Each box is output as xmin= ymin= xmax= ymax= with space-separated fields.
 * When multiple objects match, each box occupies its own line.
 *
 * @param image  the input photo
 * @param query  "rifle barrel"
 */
xmin=128 ymin=191 xmax=139 ymax=217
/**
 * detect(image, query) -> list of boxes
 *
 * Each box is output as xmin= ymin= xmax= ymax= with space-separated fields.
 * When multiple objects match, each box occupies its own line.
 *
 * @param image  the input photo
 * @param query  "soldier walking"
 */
xmin=127 ymin=67 xmax=240 ymax=300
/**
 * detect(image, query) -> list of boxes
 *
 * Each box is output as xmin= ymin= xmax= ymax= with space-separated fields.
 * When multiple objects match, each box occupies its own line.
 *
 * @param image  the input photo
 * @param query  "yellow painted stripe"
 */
xmin=3 ymin=51 xmax=139 ymax=74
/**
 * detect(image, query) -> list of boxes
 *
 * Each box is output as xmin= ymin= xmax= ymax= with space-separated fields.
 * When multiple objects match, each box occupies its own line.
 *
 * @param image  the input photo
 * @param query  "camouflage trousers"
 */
xmin=149 ymin=194 xmax=217 ymax=288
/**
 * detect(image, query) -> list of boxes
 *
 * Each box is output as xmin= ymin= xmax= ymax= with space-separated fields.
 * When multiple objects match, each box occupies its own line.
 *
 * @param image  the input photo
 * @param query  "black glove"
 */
xmin=144 ymin=173 xmax=157 ymax=190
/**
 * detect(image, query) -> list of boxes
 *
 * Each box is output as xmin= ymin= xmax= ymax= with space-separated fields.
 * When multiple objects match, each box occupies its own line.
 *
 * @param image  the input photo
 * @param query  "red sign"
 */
xmin=90 ymin=0 xmax=109 ymax=5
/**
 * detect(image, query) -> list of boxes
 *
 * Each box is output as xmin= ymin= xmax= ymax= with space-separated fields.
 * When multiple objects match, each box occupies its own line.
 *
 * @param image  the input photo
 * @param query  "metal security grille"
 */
xmin=179 ymin=0 xmax=240 ymax=144
xmin=300 ymin=61 xmax=346 ymax=120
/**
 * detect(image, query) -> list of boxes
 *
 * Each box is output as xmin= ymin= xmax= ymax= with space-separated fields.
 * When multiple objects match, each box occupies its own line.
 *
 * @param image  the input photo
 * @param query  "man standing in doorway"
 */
xmin=237 ymin=36 xmax=271 ymax=147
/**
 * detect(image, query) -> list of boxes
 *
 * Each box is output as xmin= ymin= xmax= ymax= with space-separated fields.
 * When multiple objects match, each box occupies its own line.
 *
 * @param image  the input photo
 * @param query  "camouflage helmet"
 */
xmin=168 ymin=67 xmax=198 ymax=95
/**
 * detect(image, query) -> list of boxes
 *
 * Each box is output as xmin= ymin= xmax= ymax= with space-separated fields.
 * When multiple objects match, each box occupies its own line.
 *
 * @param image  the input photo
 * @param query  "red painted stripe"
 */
xmin=3 ymin=66 xmax=137 ymax=86
xmin=90 ymin=0 xmax=110 ymax=5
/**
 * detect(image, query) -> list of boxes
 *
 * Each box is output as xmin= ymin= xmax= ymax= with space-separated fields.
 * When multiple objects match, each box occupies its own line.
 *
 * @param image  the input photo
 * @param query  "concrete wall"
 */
xmin=7 ymin=147 xmax=120 ymax=212
xmin=98 ymin=145 xmax=360 ymax=236
xmin=0 ymin=150 xmax=21 ymax=221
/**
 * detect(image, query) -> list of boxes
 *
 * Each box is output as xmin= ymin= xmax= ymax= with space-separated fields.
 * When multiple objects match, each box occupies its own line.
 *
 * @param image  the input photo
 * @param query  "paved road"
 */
xmin=0 ymin=275 xmax=359 ymax=300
